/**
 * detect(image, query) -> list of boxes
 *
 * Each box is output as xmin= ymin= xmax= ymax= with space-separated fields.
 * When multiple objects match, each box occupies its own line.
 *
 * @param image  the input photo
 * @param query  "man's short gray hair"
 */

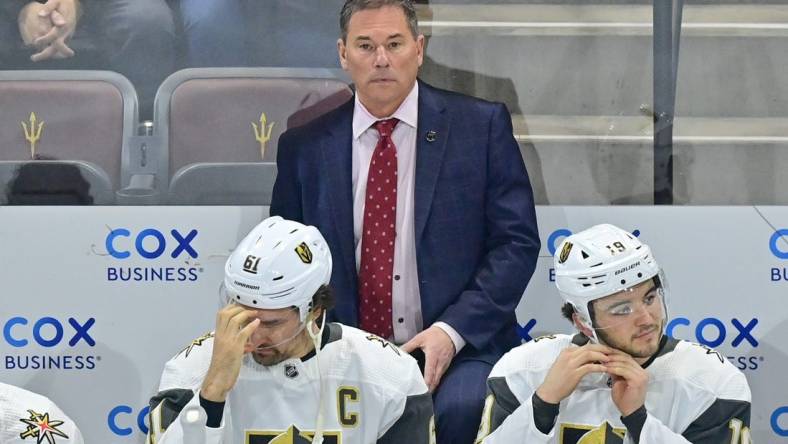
xmin=340 ymin=0 xmax=419 ymax=42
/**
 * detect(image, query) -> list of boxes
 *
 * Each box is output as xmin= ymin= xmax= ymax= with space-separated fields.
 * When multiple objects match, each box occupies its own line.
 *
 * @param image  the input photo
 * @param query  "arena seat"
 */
xmin=0 ymin=70 xmax=138 ymax=204
xmin=153 ymin=67 xmax=353 ymax=205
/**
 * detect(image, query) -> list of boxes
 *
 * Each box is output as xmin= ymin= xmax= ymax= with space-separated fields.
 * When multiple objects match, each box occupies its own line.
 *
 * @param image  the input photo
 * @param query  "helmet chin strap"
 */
xmin=249 ymin=310 xmax=327 ymax=444
xmin=578 ymin=321 xmax=615 ymax=387
xmin=307 ymin=312 xmax=327 ymax=444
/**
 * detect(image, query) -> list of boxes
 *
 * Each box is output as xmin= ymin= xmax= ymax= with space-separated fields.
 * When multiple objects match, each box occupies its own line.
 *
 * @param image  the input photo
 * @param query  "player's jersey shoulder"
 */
xmin=0 ymin=383 xmax=79 ymax=443
xmin=490 ymin=333 xmax=574 ymax=379
xmin=651 ymin=339 xmax=751 ymax=401
xmin=0 ymin=383 xmax=56 ymax=414
xmin=332 ymin=325 xmax=427 ymax=396
xmin=158 ymin=331 xmax=215 ymax=391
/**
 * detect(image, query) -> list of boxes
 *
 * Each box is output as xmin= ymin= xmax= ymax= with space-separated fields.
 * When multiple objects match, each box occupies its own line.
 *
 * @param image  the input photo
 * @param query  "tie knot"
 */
xmin=374 ymin=118 xmax=399 ymax=137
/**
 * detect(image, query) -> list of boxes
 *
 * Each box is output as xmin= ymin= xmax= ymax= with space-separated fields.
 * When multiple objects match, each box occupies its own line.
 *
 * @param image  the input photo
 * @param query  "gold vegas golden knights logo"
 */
xmin=295 ymin=242 xmax=313 ymax=264
xmin=246 ymin=426 xmax=340 ymax=444
xmin=558 ymin=242 xmax=573 ymax=264
xmin=252 ymin=112 xmax=276 ymax=160
xmin=21 ymin=112 xmax=45 ymax=160
xmin=560 ymin=421 xmax=625 ymax=444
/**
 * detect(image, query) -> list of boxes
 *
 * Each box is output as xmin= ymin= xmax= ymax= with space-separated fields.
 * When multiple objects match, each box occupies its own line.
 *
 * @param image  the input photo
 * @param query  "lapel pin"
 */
xmin=425 ymin=131 xmax=437 ymax=142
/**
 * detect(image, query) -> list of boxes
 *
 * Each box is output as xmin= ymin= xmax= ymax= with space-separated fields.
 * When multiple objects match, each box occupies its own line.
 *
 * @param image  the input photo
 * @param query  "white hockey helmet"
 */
xmin=223 ymin=216 xmax=332 ymax=322
xmin=554 ymin=224 xmax=662 ymax=333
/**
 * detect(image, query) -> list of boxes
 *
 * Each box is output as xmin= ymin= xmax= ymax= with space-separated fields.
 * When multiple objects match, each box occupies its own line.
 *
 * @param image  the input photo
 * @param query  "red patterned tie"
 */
xmin=358 ymin=118 xmax=399 ymax=339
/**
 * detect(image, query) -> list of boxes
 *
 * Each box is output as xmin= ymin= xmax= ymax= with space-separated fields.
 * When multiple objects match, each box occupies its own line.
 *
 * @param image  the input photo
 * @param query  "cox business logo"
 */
xmin=2 ymin=316 xmax=99 ymax=370
xmin=667 ymin=317 xmax=762 ymax=371
xmin=108 ymin=405 xmax=150 ymax=436
xmin=769 ymin=229 xmax=788 ymax=281
xmin=546 ymin=228 xmax=641 ymax=281
xmin=517 ymin=319 xmax=538 ymax=342
xmin=105 ymin=228 xmax=202 ymax=283
xmin=772 ymin=406 xmax=788 ymax=437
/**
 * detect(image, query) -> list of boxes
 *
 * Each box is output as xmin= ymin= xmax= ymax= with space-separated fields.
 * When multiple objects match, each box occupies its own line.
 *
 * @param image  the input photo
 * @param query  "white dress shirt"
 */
xmin=351 ymin=82 xmax=465 ymax=354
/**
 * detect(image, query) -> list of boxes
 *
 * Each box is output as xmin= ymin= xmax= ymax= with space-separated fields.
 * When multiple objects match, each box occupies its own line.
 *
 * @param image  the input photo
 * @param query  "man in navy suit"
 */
xmin=270 ymin=1 xmax=539 ymax=442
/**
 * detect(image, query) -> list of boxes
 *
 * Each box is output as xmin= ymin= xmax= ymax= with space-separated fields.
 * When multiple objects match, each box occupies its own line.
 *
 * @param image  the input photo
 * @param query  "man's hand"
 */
xmin=200 ymin=305 xmax=260 ymax=403
xmin=32 ymin=0 xmax=79 ymax=61
xmin=18 ymin=0 xmax=78 ymax=62
xmin=604 ymin=350 xmax=649 ymax=417
xmin=18 ymin=3 xmax=55 ymax=47
xmin=535 ymin=343 xmax=611 ymax=404
xmin=401 ymin=326 xmax=456 ymax=392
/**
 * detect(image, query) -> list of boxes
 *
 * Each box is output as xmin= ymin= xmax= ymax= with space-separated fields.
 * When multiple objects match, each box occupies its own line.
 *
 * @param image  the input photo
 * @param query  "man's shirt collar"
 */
xmin=352 ymin=82 xmax=419 ymax=140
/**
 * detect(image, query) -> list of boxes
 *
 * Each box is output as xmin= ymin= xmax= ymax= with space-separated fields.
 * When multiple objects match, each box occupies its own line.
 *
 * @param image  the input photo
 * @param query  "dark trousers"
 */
xmin=433 ymin=359 xmax=493 ymax=444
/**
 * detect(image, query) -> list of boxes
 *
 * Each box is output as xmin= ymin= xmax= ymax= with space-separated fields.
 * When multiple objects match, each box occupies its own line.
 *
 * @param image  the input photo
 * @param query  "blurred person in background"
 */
xmin=178 ymin=0 xmax=344 ymax=68
xmin=1 ymin=0 xmax=177 ymax=118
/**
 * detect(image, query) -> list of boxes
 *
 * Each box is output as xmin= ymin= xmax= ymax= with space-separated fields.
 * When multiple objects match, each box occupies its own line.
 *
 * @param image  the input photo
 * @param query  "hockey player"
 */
xmin=475 ymin=224 xmax=752 ymax=444
xmin=0 ymin=382 xmax=84 ymax=444
xmin=147 ymin=216 xmax=433 ymax=444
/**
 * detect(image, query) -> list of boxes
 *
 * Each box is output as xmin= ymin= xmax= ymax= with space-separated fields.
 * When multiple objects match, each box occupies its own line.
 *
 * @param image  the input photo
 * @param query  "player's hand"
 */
xmin=604 ymin=350 xmax=649 ymax=416
xmin=401 ymin=326 xmax=455 ymax=392
xmin=535 ymin=343 xmax=612 ymax=404
xmin=201 ymin=304 xmax=260 ymax=402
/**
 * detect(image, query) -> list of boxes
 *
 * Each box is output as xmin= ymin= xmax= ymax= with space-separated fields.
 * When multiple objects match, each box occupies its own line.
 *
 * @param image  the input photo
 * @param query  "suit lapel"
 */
xmin=320 ymin=100 xmax=357 ymax=286
xmin=414 ymin=81 xmax=450 ymax=242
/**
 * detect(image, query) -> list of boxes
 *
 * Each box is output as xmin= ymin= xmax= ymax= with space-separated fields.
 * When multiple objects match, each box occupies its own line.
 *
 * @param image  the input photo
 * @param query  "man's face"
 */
xmin=243 ymin=306 xmax=309 ymax=366
xmin=590 ymin=279 xmax=665 ymax=360
xmin=338 ymin=5 xmax=424 ymax=117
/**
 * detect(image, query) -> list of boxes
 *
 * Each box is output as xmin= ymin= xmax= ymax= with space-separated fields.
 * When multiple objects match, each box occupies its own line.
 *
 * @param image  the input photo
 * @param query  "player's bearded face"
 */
xmin=592 ymin=280 xmax=666 ymax=359
xmin=244 ymin=307 xmax=311 ymax=366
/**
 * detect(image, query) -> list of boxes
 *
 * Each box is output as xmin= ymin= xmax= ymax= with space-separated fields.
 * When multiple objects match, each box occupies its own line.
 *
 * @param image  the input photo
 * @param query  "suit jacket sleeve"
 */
xmin=270 ymin=130 xmax=304 ymax=221
xmin=437 ymin=103 xmax=540 ymax=351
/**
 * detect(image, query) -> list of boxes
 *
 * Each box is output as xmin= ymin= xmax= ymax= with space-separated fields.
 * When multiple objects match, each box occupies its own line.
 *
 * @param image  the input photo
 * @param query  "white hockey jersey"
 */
xmin=476 ymin=334 xmax=752 ymax=444
xmin=0 ymin=383 xmax=84 ymax=444
xmin=148 ymin=323 xmax=434 ymax=444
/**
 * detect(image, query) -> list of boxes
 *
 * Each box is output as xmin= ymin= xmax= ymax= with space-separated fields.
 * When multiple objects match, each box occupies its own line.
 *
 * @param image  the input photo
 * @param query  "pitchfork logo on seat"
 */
xmin=295 ymin=242 xmax=313 ymax=264
xmin=19 ymin=409 xmax=70 ymax=443
xmin=20 ymin=112 xmax=44 ymax=160
xmin=252 ymin=112 xmax=276 ymax=160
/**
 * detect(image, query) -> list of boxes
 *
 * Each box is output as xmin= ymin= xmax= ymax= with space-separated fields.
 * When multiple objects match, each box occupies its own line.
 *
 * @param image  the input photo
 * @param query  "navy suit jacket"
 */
xmin=270 ymin=80 xmax=540 ymax=364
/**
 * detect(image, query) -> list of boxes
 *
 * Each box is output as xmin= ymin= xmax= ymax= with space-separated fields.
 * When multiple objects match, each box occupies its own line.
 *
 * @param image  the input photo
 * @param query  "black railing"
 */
xmin=653 ymin=0 xmax=685 ymax=204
